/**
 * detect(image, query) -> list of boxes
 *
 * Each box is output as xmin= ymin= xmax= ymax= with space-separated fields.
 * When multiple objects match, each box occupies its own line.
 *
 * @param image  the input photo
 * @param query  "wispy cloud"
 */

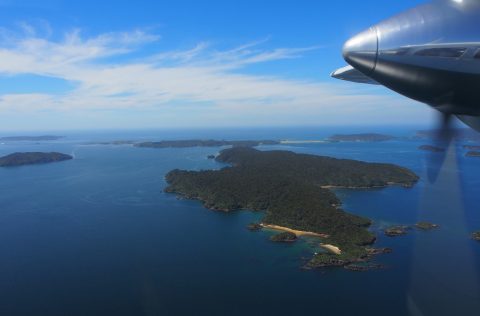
xmin=0 ymin=23 xmax=429 ymax=128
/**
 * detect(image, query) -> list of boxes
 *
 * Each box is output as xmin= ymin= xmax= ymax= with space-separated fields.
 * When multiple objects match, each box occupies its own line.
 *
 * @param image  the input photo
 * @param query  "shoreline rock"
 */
xmin=270 ymin=232 xmax=298 ymax=243
xmin=247 ymin=223 xmax=263 ymax=231
xmin=472 ymin=231 xmax=480 ymax=241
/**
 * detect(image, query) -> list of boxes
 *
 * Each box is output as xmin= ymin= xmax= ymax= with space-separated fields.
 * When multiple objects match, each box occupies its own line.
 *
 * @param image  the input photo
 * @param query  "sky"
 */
xmin=0 ymin=0 xmax=432 ymax=131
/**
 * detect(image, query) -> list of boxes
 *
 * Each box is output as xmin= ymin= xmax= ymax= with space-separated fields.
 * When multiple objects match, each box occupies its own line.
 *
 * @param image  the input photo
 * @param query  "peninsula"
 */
xmin=135 ymin=139 xmax=279 ymax=149
xmin=327 ymin=133 xmax=395 ymax=142
xmin=0 ymin=152 xmax=73 ymax=167
xmin=165 ymin=147 xmax=419 ymax=269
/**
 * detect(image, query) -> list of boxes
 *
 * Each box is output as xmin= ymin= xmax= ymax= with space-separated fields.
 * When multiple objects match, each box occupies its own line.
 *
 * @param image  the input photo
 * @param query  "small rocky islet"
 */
xmin=384 ymin=226 xmax=410 ymax=237
xmin=384 ymin=222 xmax=440 ymax=237
xmin=472 ymin=232 xmax=480 ymax=241
xmin=419 ymin=145 xmax=445 ymax=153
xmin=415 ymin=222 xmax=440 ymax=230
xmin=270 ymin=232 xmax=298 ymax=243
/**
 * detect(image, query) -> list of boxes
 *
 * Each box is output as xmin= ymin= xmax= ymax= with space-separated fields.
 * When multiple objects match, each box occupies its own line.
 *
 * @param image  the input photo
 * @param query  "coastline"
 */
xmin=321 ymin=182 xmax=414 ymax=190
xmin=261 ymin=224 xmax=330 ymax=238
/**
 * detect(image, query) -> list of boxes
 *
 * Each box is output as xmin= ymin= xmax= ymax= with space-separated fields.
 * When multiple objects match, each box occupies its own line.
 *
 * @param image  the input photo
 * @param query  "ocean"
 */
xmin=0 ymin=127 xmax=479 ymax=316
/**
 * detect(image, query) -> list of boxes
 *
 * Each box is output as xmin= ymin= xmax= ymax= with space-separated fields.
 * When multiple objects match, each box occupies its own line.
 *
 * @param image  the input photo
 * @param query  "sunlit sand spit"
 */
xmin=320 ymin=243 xmax=342 ymax=255
xmin=261 ymin=224 xmax=330 ymax=238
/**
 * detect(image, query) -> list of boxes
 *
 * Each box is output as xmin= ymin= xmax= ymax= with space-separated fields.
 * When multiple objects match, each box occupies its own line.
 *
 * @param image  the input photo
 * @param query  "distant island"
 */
xmin=0 ymin=136 xmax=63 ymax=142
xmin=135 ymin=139 xmax=279 ymax=148
xmin=466 ymin=151 xmax=480 ymax=158
xmin=327 ymin=133 xmax=395 ymax=142
xmin=165 ymin=147 xmax=419 ymax=270
xmin=419 ymin=145 xmax=445 ymax=153
xmin=0 ymin=152 xmax=73 ymax=167
xmin=88 ymin=140 xmax=136 ymax=146
xmin=463 ymin=145 xmax=480 ymax=150
xmin=415 ymin=129 xmax=480 ymax=141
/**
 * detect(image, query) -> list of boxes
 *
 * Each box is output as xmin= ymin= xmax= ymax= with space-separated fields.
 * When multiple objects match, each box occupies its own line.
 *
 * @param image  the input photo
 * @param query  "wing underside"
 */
xmin=331 ymin=65 xmax=379 ymax=85
xmin=456 ymin=115 xmax=480 ymax=132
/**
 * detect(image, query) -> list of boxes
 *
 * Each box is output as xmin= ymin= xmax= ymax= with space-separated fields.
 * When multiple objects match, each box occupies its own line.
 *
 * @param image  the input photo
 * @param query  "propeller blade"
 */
xmin=426 ymin=113 xmax=454 ymax=183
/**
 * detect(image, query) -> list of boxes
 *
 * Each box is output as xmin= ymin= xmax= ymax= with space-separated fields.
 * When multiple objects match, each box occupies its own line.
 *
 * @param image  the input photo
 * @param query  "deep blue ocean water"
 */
xmin=0 ymin=127 xmax=479 ymax=316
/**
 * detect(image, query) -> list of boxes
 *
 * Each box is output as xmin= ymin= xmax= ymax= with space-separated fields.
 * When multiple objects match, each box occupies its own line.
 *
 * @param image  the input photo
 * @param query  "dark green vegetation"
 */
xmin=415 ymin=222 xmax=439 ymax=230
xmin=419 ymin=145 xmax=445 ymax=153
xmin=328 ymin=133 xmax=395 ymax=142
xmin=306 ymin=247 xmax=391 ymax=270
xmin=466 ymin=151 xmax=480 ymax=158
xmin=384 ymin=226 xmax=409 ymax=237
xmin=0 ymin=136 xmax=63 ymax=141
xmin=270 ymin=232 xmax=297 ymax=242
xmin=473 ymin=232 xmax=480 ymax=241
xmin=136 ymin=139 xmax=279 ymax=149
xmin=165 ymin=147 xmax=419 ymax=269
xmin=0 ymin=152 xmax=73 ymax=167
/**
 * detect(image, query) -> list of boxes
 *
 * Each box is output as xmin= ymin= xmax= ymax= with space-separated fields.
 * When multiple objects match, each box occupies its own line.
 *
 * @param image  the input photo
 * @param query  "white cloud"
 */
xmin=0 ymin=24 xmax=431 ymax=128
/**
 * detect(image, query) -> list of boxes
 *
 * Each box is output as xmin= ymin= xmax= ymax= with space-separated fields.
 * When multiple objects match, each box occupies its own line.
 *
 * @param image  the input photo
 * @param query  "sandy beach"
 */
xmin=320 ymin=243 xmax=342 ymax=255
xmin=261 ymin=224 xmax=330 ymax=238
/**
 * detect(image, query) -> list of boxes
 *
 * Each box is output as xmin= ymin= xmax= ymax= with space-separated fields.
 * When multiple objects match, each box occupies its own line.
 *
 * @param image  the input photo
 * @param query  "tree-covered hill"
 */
xmin=165 ymin=147 xmax=419 ymax=268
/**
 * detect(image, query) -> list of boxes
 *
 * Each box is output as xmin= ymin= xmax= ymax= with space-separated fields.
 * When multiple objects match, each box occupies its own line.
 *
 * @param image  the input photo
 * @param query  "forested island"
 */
xmin=0 ymin=136 xmax=63 ymax=142
xmin=327 ymin=133 xmax=395 ymax=142
xmin=165 ymin=147 xmax=419 ymax=270
xmin=135 ymin=139 xmax=279 ymax=148
xmin=0 ymin=152 xmax=73 ymax=167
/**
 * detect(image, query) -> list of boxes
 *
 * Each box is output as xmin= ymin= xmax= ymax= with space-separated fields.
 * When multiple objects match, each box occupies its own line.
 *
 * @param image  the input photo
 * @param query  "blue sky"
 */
xmin=0 ymin=0 xmax=431 ymax=131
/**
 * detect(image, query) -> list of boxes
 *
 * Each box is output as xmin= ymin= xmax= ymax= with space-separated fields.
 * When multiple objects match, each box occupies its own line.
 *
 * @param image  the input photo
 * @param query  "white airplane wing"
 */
xmin=331 ymin=65 xmax=379 ymax=85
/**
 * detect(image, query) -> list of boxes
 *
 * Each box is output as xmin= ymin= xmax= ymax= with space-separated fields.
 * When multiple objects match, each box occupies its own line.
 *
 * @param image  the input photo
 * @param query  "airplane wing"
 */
xmin=331 ymin=65 xmax=379 ymax=85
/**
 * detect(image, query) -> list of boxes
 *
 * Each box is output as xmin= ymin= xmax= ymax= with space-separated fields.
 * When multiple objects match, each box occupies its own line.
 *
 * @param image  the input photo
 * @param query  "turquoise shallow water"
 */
xmin=0 ymin=127 xmax=479 ymax=316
